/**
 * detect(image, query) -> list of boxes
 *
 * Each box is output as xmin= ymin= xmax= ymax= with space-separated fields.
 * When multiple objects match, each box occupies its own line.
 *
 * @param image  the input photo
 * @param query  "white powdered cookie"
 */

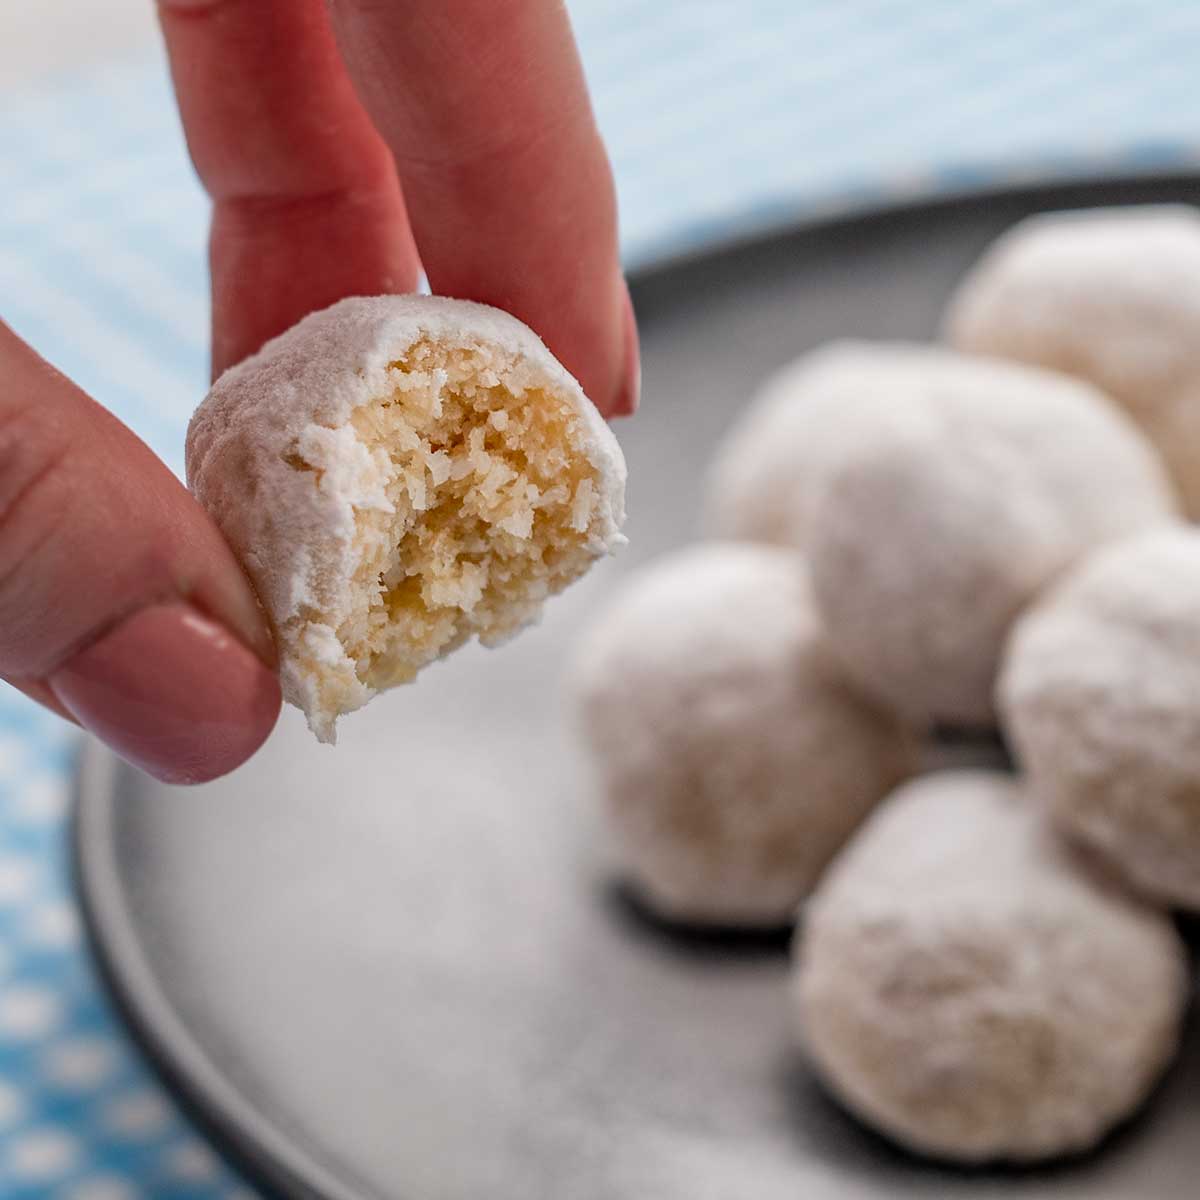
xmin=944 ymin=205 xmax=1200 ymax=516
xmin=1000 ymin=526 xmax=1200 ymax=909
xmin=794 ymin=770 xmax=1187 ymax=1163
xmin=188 ymin=295 xmax=626 ymax=742
xmin=571 ymin=543 xmax=915 ymax=926
xmin=804 ymin=345 xmax=1175 ymax=727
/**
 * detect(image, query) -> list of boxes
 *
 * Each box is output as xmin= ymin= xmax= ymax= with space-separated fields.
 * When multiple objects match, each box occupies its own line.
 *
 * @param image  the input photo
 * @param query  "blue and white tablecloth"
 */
xmin=4 ymin=2 xmax=1200 ymax=1195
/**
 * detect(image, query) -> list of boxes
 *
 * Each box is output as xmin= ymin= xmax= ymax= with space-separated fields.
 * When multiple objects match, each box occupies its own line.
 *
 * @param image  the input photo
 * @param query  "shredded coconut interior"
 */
xmin=302 ymin=337 xmax=602 ymax=697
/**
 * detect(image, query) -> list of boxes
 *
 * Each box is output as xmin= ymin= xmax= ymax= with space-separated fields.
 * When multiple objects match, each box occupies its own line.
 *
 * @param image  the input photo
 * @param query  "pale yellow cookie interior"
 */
xmin=294 ymin=337 xmax=605 ymax=709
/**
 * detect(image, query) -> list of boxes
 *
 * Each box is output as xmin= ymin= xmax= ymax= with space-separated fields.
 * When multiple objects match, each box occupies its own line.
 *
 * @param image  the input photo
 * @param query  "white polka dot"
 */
xmin=103 ymin=1089 xmax=172 ymax=1139
xmin=27 ymin=900 xmax=81 ymax=948
xmin=165 ymin=1141 xmax=219 ymax=1183
xmin=0 ymin=733 xmax=30 ymax=780
xmin=0 ymin=857 xmax=37 ymax=905
xmin=43 ymin=1035 xmax=120 ymax=1090
xmin=0 ymin=985 xmax=63 ymax=1039
xmin=8 ymin=1127 xmax=80 ymax=1180
xmin=15 ymin=773 xmax=68 ymax=822
xmin=65 ymin=1174 xmax=137 ymax=1200
xmin=0 ymin=1080 xmax=28 ymax=1127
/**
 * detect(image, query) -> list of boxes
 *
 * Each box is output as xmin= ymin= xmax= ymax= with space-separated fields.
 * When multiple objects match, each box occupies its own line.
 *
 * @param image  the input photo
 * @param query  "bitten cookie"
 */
xmin=188 ymin=295 xmax=627 ymax=742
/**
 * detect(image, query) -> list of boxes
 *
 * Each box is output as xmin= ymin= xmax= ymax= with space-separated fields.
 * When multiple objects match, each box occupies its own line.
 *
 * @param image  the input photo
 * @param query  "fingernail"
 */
xmin=50 ymin=605 xmax=281 ymax=785
xmin=613 ymin=282 xmax=641 ymax=418
xmin=189 ymin=569 xmax=279 ymax=672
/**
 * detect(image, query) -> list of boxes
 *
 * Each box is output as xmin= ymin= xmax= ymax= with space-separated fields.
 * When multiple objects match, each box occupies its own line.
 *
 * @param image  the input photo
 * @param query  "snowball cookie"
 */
xmin=944 ymin=205 xmax=1200 ymax=517
xmin=703 ymin=341 xmax=911 ymax=547
xmin=188 ymin=295 xmax=627 ymax=742
xmin=1000 ymin=526 xmax=1200 ymax=908
xmin=805 ymin=346 xmax=1176 ymax=727
xmin=794 ymin=770 xmax=1187 ymax=1164
xmin=571 ymin=543 xmax=916 ymax=926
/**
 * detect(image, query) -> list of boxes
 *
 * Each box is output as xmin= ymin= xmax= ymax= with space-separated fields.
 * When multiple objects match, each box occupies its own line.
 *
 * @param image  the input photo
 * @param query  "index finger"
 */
xmin=326 ymin=0 xmax=639 ymax=416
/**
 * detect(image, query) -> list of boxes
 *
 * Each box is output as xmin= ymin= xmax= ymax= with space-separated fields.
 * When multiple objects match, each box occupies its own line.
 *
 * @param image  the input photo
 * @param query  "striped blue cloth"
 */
xmin=3 ymin=2 xmax=1200 ymax=1195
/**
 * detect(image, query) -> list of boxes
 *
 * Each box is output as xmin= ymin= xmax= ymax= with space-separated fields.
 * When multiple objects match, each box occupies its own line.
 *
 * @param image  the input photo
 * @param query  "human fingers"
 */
xmin=326 ymin=0 xmax=639 ymax=416
xmin=0 ymin=322 xmax=280 ymax=782
xmin=157 ymin=0 xmax=422 ymax=376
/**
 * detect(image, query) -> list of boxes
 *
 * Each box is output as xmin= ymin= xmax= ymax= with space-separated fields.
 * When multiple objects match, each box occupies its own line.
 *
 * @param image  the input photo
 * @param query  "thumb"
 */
xmin=0 ymin=322 xmax=280 ymax=783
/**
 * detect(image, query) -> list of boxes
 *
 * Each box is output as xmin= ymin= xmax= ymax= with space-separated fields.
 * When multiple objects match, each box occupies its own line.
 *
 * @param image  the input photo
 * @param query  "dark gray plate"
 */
xmin=75 ymin=179 xmax=1200 ymax=1200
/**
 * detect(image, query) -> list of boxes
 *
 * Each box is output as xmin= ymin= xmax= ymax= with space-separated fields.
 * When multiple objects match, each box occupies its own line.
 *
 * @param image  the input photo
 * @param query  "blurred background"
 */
xmin=5 ymin=2 xmax=1200 ymax=1197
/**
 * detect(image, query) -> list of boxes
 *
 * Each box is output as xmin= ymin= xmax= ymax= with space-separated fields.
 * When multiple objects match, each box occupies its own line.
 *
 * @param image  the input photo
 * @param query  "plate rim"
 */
xmin=73 ymin=737 xmax=362 ymax=1200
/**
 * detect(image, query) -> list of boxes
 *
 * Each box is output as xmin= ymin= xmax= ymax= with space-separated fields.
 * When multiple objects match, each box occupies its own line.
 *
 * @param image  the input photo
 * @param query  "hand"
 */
xmin=0 ymin=0 xmax=635 ymax=784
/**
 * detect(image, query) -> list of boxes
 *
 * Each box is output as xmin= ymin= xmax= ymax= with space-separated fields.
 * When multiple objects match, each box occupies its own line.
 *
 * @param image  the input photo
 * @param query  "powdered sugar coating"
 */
xmin=703 ymin=341 xmax=918 ymax=547
xmin=794 ymin=770 xmax=1186 ymax=1163
xmin=1000 ymin=526 xmax=1200 ymax=908
xmin=188 ymin=295 xmax=626 ymax=741
xmin=805 ymin=345 xmax=1176 ymax=727
xmin=571 ymin=543 xmax=916 ymax=926
xmin=944 ymin=205 xmax=1200 ymax=516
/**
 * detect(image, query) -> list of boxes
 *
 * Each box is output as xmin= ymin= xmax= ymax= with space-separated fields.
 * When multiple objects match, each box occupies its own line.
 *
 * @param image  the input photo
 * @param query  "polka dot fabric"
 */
xmin=0 ymin=694 xmax=253 ymax=1199
xmin=5 ymin=2 xmax=1200 ymax=1194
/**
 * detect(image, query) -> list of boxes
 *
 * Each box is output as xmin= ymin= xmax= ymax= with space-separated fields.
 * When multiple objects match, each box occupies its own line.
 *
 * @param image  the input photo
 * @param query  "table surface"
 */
xmin=5 ymin=4 xmax=1200 ymax=1197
